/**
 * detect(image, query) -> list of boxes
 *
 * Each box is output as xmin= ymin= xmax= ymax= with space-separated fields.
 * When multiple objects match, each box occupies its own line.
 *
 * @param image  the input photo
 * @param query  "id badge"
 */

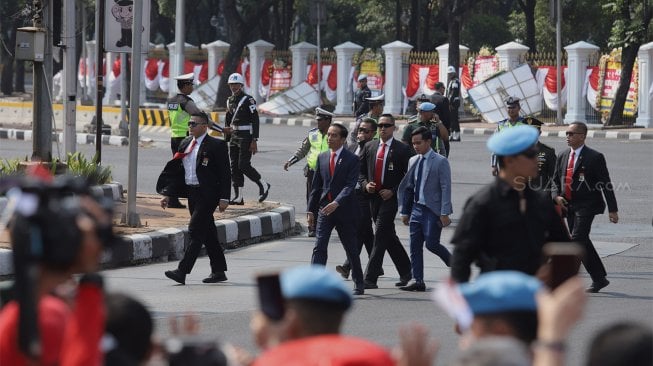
xmin=388 ymin=162 xmax=394 ymax=171
xmin=578 ymin=173 xmax=585 ymax=182
xmin=202 ymin=157 xmax=209 ymax=166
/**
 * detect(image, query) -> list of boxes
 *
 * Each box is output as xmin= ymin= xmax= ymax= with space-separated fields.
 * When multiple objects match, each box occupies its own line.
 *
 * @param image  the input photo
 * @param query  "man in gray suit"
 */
xmin=399 ymin=126 xmax=453 ymax=291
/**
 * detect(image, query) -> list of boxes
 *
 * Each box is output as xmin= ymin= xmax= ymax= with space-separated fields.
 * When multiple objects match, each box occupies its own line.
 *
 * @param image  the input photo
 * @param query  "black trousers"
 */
xmin=567 ymin=206 xmax=607 ymax=281
xmin=305 ymin=169 xmax=318 ymax=219
xmin=178 ymin=186 xmax=227 ymax=274
xmin=364 ymin=195 xmax=412 ymax=282
xmin=311 ymin=203 xmax=364 ymax=290
xmin=343 ymin=192 xmax=374 ymax=270
xmin=229 ymin=132 xmax=261 ymax=187
xmin=449 ymin=106 xmax=460 ymax=132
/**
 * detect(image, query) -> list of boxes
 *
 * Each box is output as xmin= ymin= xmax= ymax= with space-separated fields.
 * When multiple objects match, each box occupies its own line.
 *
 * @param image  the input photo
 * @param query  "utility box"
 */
xmin=15 ymin=27 xmax=46 ymax=62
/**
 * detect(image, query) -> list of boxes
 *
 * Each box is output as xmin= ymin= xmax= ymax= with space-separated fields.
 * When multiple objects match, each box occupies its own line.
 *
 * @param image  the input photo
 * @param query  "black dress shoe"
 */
xmin=400 ymin=281 xmax=426 ymax=292
xmin=229 ymin=197 xmax=244 ymax=205
xmin=395 ymin=274 xmax=411 ymax=287
xmin=202 ymin=272 xmax=228 ymax=283
xmin=167 ymin=199 xmax=186 ymax=209
xmin=335 ymin=265 xmax=350 ymax=279
xmin=258 ymin=182 xmax=271 ymax=202
xmin=586 ymin=278 xmax=610 ymax=293
xmin=165 ymin=269 xmax=186 ymax=285
xmin=364 ymin=281 xmax=378 ymax=289
xmin=353 ymin=288 xmax=365 ymax=295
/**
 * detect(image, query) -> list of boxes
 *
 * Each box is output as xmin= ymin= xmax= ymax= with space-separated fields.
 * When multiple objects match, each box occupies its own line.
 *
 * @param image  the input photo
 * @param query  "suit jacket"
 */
xmin=552 ymin=145 xmax=618 ymax=216
xmin=156 ymin=134 xmax=231 ymax=201
xmin=359 ymin=139 xmax=411 ymax=195
xmin=307 ymin=148 xmax=360 ymax=217
xmin=399 ymin=151 xmax=453 ymax=217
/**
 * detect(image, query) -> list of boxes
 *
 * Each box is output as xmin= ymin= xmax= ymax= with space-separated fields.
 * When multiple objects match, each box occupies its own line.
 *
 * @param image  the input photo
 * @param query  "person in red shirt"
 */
xmin=252 ymin=265 xmax=395 ymax=366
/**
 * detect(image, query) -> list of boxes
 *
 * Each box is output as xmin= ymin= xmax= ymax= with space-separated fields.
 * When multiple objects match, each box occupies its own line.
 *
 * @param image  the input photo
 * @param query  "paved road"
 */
xmin=1 ymin=125 xmax=652 ymax=364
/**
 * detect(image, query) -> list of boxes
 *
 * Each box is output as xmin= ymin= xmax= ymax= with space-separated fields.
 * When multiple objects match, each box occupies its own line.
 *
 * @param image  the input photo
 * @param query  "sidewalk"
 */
xmin=0 ymin=183 xmax=297 ymax=277
xmin=2 ymin=114 xmax=652 ymax=144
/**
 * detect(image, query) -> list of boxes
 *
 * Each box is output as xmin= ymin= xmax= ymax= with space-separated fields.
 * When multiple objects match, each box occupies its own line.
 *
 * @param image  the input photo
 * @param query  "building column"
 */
xmin=435 ymin=43 xmax=470 ymax=84
xmin=202 ymin=40 xmax=230 ymax=80
xmin=564 ymin=41 xmax=599 ymax=124
xmin=289 ymin=41 xmax=316 ymax=87
xmin=495 ymin=41 xmax=530 ymax=71
xmin=382 ymin=40 xmax=413 ymax=114
xmin=636 ymin=42 xmax=653 ymax=128
xmin=247 ymin=39 xmax=275 ymax=104
xmin=333 ymin=42 xmax=363 ymax=115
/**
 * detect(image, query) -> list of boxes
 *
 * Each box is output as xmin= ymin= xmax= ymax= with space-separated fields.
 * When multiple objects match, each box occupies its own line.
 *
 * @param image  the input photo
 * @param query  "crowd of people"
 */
xmin=0 ymin=66 xmax=649 ymax=365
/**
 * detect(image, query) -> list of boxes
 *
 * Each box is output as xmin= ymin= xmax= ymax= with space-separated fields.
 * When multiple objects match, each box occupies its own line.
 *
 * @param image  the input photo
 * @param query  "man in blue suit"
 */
xmin=399 ymin=127 xmax=453 ymax=291
xmin=308 ymin=123 xmax=365 ymax=295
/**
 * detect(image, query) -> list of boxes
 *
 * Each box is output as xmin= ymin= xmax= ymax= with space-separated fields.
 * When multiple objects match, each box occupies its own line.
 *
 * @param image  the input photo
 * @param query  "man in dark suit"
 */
xmin=553 ymin=122 xmax=618 ymax=293
xmin=359 ymin=114 xmax=412 ymax=289
xmin=336 ymin=118 xmax=377 ymax=279
xmin=157 ymin=111 xmax=232 ymax=285
xmin=308 ymin=123 xmax=366 ymax=295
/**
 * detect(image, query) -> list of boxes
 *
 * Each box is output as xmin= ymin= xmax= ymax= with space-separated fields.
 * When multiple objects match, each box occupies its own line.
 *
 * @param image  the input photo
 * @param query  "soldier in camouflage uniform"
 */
xmin=224 ymin=73 xmax=270 ymax=205
xmin=401 ymin=102 xmax=449 ymax=157
xmin=491 ymin=96 xmax=526 ymax=176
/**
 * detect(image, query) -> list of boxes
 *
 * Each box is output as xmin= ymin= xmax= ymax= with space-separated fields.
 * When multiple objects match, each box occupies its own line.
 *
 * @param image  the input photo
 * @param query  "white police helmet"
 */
xmin=228 ymin=73 xmax=244 ymax=84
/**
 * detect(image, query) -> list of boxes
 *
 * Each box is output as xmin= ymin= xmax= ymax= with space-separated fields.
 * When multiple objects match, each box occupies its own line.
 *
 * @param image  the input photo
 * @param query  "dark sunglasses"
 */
xmin=188 ymin=121 xmax=205 ymax=127
xmin=565 ymin=131 xmax=584 ymax=136
xmin=519 ymin=148 xmax=539 ymax=159
xmin=378 ymin=123 xmax=394 ymax=129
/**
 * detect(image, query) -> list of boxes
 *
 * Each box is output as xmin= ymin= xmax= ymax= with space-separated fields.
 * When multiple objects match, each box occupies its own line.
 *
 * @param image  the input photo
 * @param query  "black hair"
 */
xmin=411 ymin=126 xmax=432 ymax=141
xmin=330 ymin=122 xmax=348 ymax=139
xmin=286 ymin=299 xmax=347 ymax=335
xmin=435 ymin=82 xmax=445 ymax=90
xmin=587 ymin=322 xmax=653 ymax=366
xmin=361 ymin=117 xmax=377 ymax=131
xmin=190 ymin=111 xmax=210 ymax=124
xmin=104 ymin=293 xmax=154 ymax=365
xmin=570 ymin=121 xmax=588 ymax=134
xmin=379 ymin=114 xmax=395 ymax=124
xmin=477 ymin=311 xmax=538 ymax=344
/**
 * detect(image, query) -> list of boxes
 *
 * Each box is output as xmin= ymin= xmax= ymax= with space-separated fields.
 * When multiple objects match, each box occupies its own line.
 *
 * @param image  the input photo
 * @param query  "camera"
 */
xmin=1 ymin=174 xmax=119 ymax=270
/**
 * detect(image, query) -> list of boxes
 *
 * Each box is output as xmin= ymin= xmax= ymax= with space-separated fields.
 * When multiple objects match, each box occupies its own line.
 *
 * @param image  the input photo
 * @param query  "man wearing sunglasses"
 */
xmin=359 ymin=114 xmax=412 ymax=289
xmin=491 ymin=96 xmax=527 ymax=176
xmin=158 ymin=112 xmax=232 ymax=285
xmin=450 ymin=125 xmax=570 ymax=283
xmin=553 ymin=122 xmax=618 ymax=293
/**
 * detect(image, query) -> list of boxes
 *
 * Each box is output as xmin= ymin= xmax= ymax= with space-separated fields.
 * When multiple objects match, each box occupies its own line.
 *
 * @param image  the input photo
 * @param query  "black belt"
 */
xmin=187 ymin=184 xmax=201 ymax=188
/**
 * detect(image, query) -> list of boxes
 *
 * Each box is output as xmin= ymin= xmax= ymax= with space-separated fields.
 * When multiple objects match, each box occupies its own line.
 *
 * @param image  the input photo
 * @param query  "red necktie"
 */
xmin=374 ymin=142 xmax=386 ymax=188
xmin=564 ymin=150 xmax=575 ymax=200
xmin=173 ymin=138 xmax=197 ymax=160
xmin=328 ymin=152 xmax=336 ymax=201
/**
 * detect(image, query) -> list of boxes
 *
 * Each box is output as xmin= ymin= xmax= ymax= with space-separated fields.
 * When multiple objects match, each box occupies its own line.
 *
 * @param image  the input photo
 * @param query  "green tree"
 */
xmin=605 ymin=0 xmax=652 ymax=126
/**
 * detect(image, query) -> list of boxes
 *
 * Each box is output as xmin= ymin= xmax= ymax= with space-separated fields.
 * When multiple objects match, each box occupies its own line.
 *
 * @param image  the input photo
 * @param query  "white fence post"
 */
xmin=382 ymin=40 xmax=413 ymax=115
xmin=289 ymin=42 xmax=316 ymax=87
xmin=636 ymin=42 xmax=653 ymax=128
xmin=247 ymin=39 xmax=275 ymax=104
xmin=333 ymin=41 xmax=363 ymax=115
xmin=564 ymin=41 xmax=599 ymax=124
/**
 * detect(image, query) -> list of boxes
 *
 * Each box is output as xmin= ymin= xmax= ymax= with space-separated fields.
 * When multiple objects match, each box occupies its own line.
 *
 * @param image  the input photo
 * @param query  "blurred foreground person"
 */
xmin=252 ymin=265 xmax=394 ymax=365
xmin=0 ymin=172 xmax=120 ymax=365
xmin=451 ymin=125 xmax=570 ymax=282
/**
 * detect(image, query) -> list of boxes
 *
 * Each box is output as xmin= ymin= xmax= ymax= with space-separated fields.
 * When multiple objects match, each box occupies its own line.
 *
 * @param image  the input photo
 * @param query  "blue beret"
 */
xmin=418 ymin=102 xmax=436 ymax=112
xmin=487 ymin=125 xmax=539 ymax=156
xmin=458 ymin=271 xmax=542 ymax=315
xmin=281 ymin=265 xmax=352 ymax=309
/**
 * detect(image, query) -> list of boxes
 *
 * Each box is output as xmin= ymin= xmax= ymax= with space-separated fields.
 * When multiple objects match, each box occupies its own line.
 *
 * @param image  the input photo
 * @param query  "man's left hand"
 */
xmin=218 ymin=200 xmax=229 ymax=212
xmin=250 ymin=140 xmax=258 ymax=155
xmin=379 ymin=189 xmax=394 ymax=201
xmin=609 ymin=212 xmax=619 ymax=224
xmin=320 ymin=201 xmax=339 ymax=216
xmin=440 ymin=215 xmax=451 ymax=227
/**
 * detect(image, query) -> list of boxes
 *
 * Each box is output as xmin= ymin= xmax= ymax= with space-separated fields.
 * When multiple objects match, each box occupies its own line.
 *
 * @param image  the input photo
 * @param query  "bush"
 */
xmin=65 ymin=152 xmax=113 ymax=185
